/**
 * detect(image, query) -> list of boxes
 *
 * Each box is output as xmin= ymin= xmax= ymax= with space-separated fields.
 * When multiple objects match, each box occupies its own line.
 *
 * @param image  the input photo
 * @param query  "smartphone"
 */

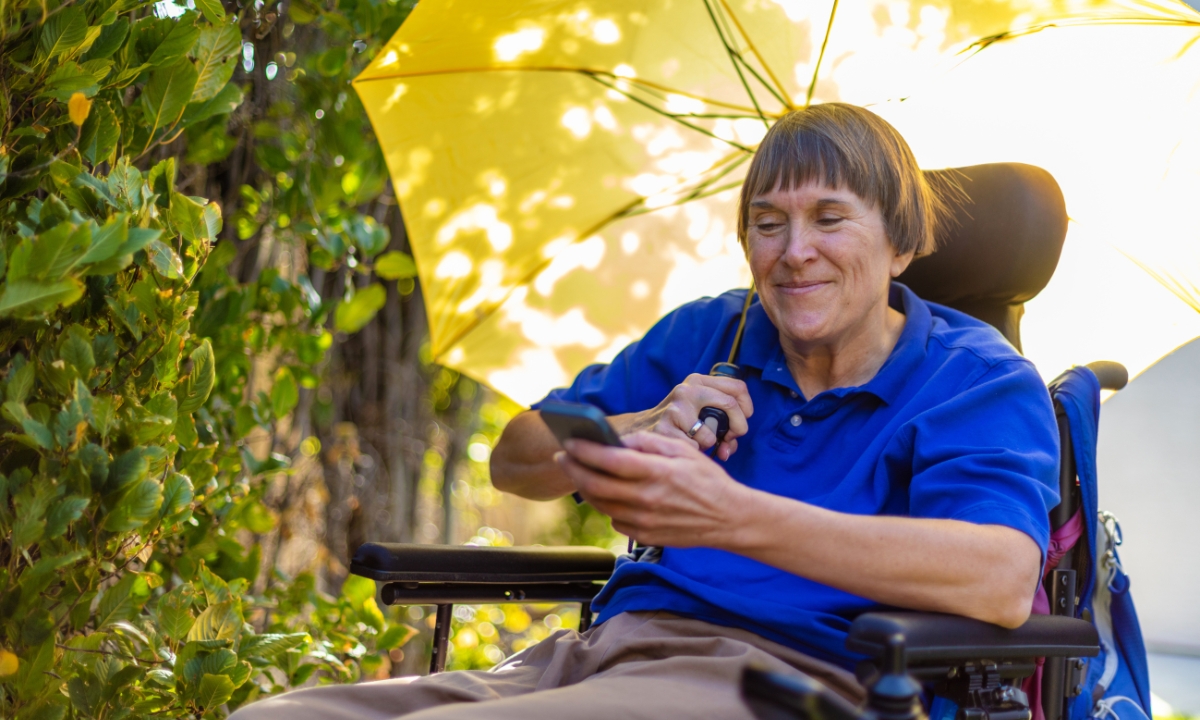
xmin=539 ymin=401 xmax=624 ymax=448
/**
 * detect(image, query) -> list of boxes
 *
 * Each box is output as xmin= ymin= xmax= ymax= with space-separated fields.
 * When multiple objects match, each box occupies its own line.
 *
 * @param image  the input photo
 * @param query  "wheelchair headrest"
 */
xmin=899 ymin=163 xmax=1068 ymax=352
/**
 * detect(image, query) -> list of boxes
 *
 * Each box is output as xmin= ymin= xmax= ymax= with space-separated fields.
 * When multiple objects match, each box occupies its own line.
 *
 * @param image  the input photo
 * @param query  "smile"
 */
xmin=776 ymin=281 xmax=831 ymax=295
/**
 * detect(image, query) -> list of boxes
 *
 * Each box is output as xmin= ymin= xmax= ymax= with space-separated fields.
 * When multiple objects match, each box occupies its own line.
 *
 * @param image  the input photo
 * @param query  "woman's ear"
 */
xmin=890 ymin=248 xmax=915 ymax=278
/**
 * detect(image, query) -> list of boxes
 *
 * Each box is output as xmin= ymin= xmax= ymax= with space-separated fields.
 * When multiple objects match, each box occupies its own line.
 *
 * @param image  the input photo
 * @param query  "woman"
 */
xmin=232 ymin=103 xmax=1058 ymax=720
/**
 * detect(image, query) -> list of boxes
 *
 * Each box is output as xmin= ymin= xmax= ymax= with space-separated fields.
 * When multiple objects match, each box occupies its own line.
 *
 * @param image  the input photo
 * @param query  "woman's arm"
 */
xmin=491 ymin=374 xmax=754 ymax=500
xmin=559 ymin=432 xmax=1042 ymax=628
xmin=489 ymin=411 xmax=575 ymax=500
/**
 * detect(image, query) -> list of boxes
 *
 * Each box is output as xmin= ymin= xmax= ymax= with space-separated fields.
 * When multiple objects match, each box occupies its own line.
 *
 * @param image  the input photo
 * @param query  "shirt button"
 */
xmin=789 ymin=390 xmax=798 ymax=399
xmin=790 ymin=414 xmax=802 ymax=427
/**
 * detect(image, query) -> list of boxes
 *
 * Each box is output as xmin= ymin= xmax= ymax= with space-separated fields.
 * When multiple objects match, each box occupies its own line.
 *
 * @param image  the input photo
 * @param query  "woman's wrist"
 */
xmin=716 ymin=485 xmax=826 ymax=563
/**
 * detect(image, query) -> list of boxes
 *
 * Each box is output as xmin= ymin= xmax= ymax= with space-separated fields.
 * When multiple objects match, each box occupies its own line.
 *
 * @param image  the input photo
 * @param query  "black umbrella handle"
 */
xmin=698 ymin=362 xmax=740 ymax=444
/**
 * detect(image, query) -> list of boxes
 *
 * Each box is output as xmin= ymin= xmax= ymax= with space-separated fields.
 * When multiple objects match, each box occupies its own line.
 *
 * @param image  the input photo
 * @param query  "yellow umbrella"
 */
xmin=353 ymin=0 xmax=1200 ymax=405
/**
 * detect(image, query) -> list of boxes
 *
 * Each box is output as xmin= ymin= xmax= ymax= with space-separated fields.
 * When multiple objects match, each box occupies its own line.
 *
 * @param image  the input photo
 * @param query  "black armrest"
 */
xmin=847 ymin=612 xmax=1100 ymax=664
xmin=350 ymin=543 xmax=616 ymax=584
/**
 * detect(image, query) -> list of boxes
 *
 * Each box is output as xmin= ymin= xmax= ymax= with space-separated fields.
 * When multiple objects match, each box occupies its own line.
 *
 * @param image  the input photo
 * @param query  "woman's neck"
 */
xmin=781 ymin=305 xmax=907 ymax=400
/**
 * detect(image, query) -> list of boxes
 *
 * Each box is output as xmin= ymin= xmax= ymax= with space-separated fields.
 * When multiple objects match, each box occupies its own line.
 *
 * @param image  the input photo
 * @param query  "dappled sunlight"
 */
xmin=354 ymin=0 xmax=1200 ymax=403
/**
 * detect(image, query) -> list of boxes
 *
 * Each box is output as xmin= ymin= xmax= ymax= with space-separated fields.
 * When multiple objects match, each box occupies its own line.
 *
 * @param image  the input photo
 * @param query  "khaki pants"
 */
xmin=229 ymin=611 xmax=863 ymax=720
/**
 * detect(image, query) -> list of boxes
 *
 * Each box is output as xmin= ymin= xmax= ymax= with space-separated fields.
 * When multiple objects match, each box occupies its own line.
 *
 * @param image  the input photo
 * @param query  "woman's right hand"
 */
xmin=612 ymin=374 xmax=753 ymax=461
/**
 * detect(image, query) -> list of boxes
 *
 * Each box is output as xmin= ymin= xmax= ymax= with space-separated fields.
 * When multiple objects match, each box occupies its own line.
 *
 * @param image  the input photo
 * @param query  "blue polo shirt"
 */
xmin=533 ymin=283 xmax=1059 ymax=669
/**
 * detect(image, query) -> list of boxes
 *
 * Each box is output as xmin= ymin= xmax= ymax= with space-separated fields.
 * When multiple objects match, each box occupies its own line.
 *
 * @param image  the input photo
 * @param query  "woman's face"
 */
xmin=745 ymin=182 xmax=913 ymax=351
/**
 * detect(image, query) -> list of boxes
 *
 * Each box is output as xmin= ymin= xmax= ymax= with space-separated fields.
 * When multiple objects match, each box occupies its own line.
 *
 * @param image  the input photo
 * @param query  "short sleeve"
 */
xmin=907 ymin=359 xmax=1060 ymax=558
xmin=530 ymin=294 xmax=740 ymax=416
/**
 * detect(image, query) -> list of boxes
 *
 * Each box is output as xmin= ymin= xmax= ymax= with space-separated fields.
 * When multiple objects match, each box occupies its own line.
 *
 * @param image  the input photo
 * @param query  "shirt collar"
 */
xmin=733 ymin=282 xmax=932 ymax=405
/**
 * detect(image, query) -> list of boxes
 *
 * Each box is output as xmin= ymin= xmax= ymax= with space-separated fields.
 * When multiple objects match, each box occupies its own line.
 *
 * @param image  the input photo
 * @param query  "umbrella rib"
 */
xmin=1120 ymin=248 xmax=1200 ymax=315
xmin=805 ymin=0 xmax=840 ymax=108
xmin=717 ymin=0 xmax=795 ymax=110
xmin=622 ymin=153 xmax=753 ymax=219
xmin=583 ymin=72 xmax=755 ymax=153
xmin=961 ymin=16 xmax=1200 ymax=55
xmin=353 ymin=65 xmax=767 ymax=115
xmin=702 ymin=0 xmax=774 ymax=126
xmin=707 ymin=0 xmax=791 ymax=111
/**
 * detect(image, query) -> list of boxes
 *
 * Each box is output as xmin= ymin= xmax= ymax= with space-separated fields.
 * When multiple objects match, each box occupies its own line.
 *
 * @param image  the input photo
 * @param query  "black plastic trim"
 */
xmin=847 ymin=612 xmax=1100 ymax=663
xmin=350 ymin=543 xmax=617 ymax=583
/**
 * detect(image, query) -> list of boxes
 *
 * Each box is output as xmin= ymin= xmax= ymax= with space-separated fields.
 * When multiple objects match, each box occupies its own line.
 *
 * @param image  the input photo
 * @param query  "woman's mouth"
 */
xmin=776 ymin=280 xmax=830 ymax=296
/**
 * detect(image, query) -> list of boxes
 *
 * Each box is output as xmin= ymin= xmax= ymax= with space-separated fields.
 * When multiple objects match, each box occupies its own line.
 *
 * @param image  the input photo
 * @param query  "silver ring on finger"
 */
xmin=686 ymin=419 xmax=704 ymax=439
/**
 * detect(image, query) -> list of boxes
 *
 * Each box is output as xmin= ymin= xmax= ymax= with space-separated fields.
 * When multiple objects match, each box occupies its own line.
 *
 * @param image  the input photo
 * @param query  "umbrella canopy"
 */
xmin=354 ymin=0 xmax=1200 ymax=405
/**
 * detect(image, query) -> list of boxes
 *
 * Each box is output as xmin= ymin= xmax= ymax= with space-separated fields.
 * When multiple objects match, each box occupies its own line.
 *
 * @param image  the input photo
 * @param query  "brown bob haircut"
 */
xmin=737 ymin=103 xmax=951 ymax=256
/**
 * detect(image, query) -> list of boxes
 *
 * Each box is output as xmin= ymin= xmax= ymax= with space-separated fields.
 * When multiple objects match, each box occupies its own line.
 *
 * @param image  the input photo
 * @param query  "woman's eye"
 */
xmin=816 ymin=216 xmax=843 ymax=227
xmin=755 ymin=222 xmax=784 ymax=232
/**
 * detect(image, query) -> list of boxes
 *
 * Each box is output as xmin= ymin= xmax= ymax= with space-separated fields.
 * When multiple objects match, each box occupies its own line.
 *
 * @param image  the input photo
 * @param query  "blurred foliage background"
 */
xmin=0 ymin=0 xmax=620 ymax=715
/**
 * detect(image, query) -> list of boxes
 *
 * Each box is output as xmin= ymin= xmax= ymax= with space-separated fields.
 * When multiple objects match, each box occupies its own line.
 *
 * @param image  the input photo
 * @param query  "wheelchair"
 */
xmin=349 ymin=163 xmax=1127 ymax=720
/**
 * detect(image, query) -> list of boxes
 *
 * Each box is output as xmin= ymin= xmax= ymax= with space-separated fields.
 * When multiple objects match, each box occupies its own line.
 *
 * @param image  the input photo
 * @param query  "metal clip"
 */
xmin=1098 ymin=510 xmax=1124 ymax=591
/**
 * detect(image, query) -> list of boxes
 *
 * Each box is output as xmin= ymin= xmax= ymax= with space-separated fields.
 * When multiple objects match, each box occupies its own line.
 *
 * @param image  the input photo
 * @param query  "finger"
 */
xmin=621 ymin=431 xmax=704 ymax=460
xmin=688 ymin=375 xmax=754 ymax=419
xmin=677 ymin=383 xmax=751 ymax=440
xmin=557 ymin=453 xmax=646 ymax=505
xmin=561 ymin=439 xmax=668 ymax=481
xmin=663 ymin=405 xmax=709 ymax=450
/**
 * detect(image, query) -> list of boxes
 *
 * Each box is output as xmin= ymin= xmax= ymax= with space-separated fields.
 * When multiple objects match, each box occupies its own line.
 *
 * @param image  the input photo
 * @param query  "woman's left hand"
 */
xmin=555 ymin=432 xmax=756 ymax=548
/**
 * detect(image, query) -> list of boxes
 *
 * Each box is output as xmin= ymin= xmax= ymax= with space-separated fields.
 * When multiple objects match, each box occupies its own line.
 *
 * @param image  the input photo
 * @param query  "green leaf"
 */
xmin=7 ymin=362 xmax=34 ymax=403
xmin=4 ymin=401 xmax=55 ymax=449
xmin=42 ymin=61 xmax=99 ymax=102
xmin=91 ymin=395 xmax=116 ymax=439
xmin=60 ymin=325 xmax=96 ymax=376
xmin=45 ymin=495 xmax=89 ymax=539
xmin=190 ymin=24 xmax=240 ymax=103
xmin=19 ymin=550 xmax=87 ymax=602
xmin=78 ymin=214 xmax=129 ymax=265
xmin=85 ymin=18 xmax=129 ymax=60
xmin=157 ymin=583 xmax=197 ymax=641
xmin=79 ymin=102 xmax=122 ymax=167
xmin=94 ymin=573 xmax=150 ymax=629
xmin=375 ymin=251 xmax=418 ymax=280
xmin=169 ymin=192 xmax=212 ymax=245
xmin=194 ymin=0 xmax=227 ymax=23
xmin=375 ymin=624 xmax=418 ymax=651
xmin=21 ymin=609 xmax=54 ymax=647
xmin=159 ymin=472 xmax=193 ymax=523
xmin=187 ymin=601 xmax=240 ymax=643
xmin=27 ymin=222 xmax=91 ymax=280
xmin=341 ymin=574 xmax=375 ymax=607
xmin=195 ymin=673 xmax=235 ymax=710
xmin=118 ymin=228 xmax=162 ymax=257
xmin=238 ymin=632 xmax=309 ymax=660
xmin=270 ymin=367 xmax=298 ymax=418
xmin=198 ymin=562 xmax=231 ymax=604
xmin=183 ymin=82 xmax=243 ymax=125
xmin=141 ymin=60 xmax=199 ymax=136
xmin=146 ymin=239 xmax=184 ymax=279
xmin=105 ymin=448 xmax=148 ymax=496
xmin=176 ymin=340 xmax=215 ymax=413
xmin=39 ymin=7 xmax=88 ymax=60
xmin=334 ymin=283 xmax=386 ymax=334
xmin=0 ymin=278 xmax=84 ymax=317
xmin=103 ymin=478 xmax=163 ymax=531
xmin=145 ymin=17 xmax=199 ymax=67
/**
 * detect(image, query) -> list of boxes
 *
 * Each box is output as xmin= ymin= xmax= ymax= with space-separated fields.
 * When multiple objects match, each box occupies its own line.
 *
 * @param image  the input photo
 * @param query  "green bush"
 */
xmin=0 ymin=1 xmax=415 ymax=717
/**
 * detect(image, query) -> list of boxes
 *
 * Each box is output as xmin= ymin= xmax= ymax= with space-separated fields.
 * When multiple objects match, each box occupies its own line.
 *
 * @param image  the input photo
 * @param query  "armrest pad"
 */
xmin=350 ymin=543 xmax=617 ymax=583
xmin=847 ymin=612 xmax=1100 ymax=664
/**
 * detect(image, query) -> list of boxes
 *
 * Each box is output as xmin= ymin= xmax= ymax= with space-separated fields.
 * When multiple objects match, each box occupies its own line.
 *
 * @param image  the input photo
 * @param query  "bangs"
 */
xmin=736 ymin=103 xmax=944 ymax=257
xmin=742 ymin=123 xmax=892 ymax=219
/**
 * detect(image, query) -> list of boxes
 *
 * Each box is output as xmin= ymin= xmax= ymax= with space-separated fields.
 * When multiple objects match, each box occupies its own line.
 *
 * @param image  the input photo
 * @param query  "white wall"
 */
xmin=1096 ymin=337 xmax=1200 ymax=655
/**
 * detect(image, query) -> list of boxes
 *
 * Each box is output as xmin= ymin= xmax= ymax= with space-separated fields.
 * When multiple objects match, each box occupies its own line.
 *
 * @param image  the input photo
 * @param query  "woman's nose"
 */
xmin=781 ymin=226 xmax=819 ymax=266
